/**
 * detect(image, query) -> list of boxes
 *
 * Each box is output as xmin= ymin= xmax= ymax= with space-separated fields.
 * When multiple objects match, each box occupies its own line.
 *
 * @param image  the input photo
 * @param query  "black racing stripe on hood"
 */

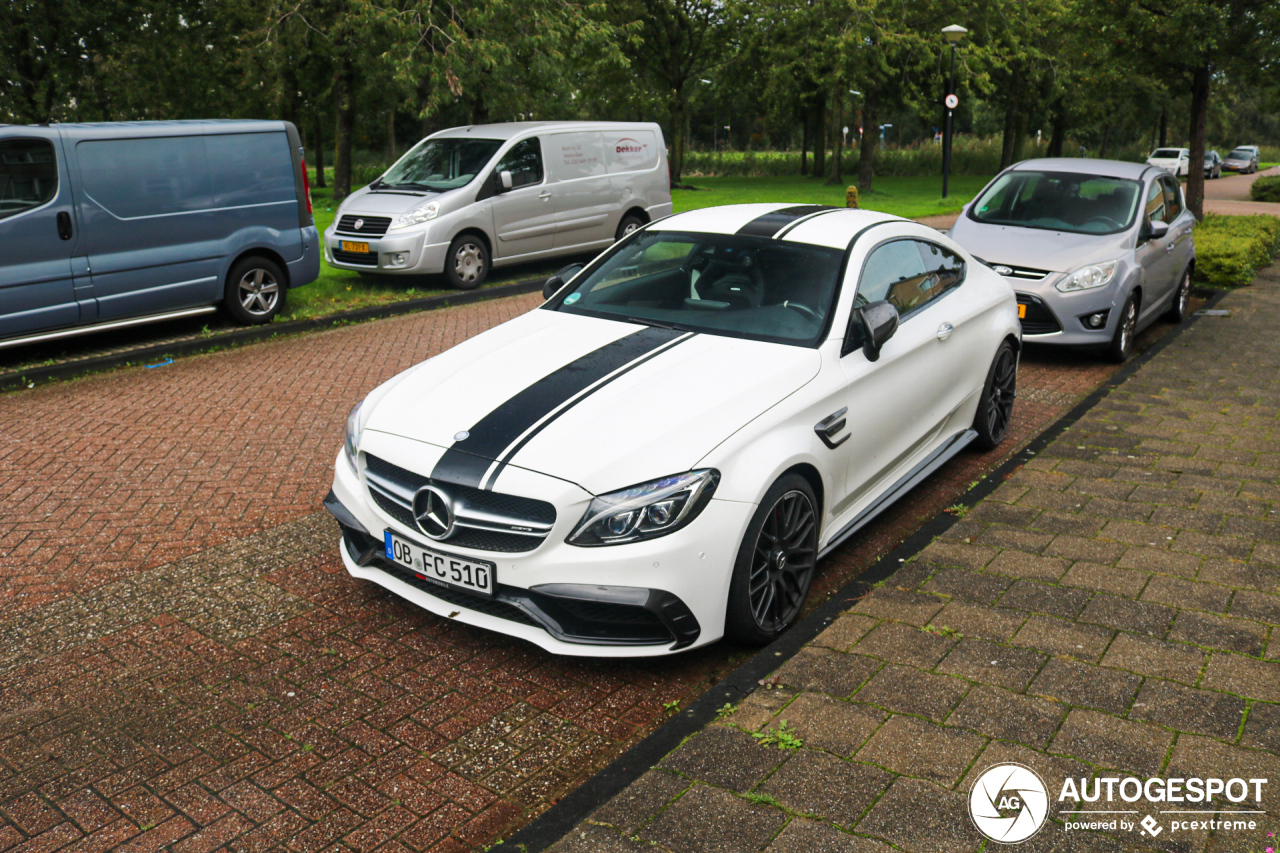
xmin=736 ymin=205 xmax=837 ymax=238
xmin=429 ymin=326 xmax=688 ymax=489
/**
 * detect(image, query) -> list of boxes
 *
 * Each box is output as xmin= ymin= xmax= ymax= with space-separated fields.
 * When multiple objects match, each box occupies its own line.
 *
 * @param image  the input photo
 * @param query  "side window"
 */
xmin=918 ymin=241 xmax=966 ymax=293
xmin=0 ymin=138 xmax=58 ymax=220
xmin=1144 ymin=180 xmax=1168 ymax=226
xmin=205 ymin=132 xmax=295 ymax=208
xmin=858 ymin=239 xmax=958 ymax=316
xmin=1161 ymin=177 xmax=1183 ymax=221
xmin=78 ymin=136 xmax=212 ymax=219
xmin=496 ymin=138 xmax=543 ymax=189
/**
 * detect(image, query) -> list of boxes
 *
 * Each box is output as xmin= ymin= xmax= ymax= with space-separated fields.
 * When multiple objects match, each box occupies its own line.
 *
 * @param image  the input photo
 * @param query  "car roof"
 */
xmin=429 ymin=121 xmax=659 ymax=141
xmin=650 ymin=204 xmax=904 ymax=251
xmin=35 ymin=120 xmax=286 ymax=138
xmin=1009 ymin=158 xmax=1154 ymax=180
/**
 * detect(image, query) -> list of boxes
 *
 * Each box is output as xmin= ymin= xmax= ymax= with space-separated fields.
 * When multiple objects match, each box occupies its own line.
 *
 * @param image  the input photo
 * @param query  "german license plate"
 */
xmin=384 ymin=531 xmax=495 ymax=597
xmin=341 ymin=240 xmax=370 ymax=253
xmin=1017 ymin=304 xmax=1027 ymax=319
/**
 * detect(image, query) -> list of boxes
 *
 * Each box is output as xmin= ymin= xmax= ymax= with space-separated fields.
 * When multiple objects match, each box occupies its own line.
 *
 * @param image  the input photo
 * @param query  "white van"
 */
xmin=324 ymin=121 xmax=672 ymax=289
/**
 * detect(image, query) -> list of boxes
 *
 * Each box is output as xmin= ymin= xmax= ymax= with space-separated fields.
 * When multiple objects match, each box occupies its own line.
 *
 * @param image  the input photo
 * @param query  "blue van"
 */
xmin=0 ymin=120 xmax=319 ymax=346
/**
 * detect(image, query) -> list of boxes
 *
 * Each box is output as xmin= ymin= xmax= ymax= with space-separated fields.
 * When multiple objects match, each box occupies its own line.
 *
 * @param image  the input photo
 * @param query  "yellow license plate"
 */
xmin=1018 ymin=304 xmax=1027 ymax=319
xmin=340 ymin=241 xmax=370 ymax=253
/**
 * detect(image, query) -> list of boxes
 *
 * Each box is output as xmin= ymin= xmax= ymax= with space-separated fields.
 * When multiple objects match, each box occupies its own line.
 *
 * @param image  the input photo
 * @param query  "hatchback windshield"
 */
xmin=547 ymin=231 xmax=845 ymax=346
xmin=968 ymin=171 xmax=1142 ymax=235
xmin=377 ymin=138 xmax=503 ymax=191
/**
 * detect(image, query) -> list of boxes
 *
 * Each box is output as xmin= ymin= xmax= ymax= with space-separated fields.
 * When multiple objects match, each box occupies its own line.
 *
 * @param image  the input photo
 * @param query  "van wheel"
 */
xmin=224 ymin=256 xmax=286 ymax=325
xmin=616 ymin=214 xmax=645 ymax=242
xmin=725 ymin=474 xmax=818 ymax=645
xmin=445 ymin=234 xmax=489 ymax=290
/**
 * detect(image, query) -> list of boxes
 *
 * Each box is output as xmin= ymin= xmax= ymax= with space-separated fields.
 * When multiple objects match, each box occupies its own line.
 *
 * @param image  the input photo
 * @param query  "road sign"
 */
xmin=945 ymin=93 xmax=959 ymax=110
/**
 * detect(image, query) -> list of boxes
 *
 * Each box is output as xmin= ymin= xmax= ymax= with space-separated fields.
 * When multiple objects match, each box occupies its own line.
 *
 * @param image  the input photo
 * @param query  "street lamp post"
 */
xmin=941 ymin=24 xmax=967 ymax=199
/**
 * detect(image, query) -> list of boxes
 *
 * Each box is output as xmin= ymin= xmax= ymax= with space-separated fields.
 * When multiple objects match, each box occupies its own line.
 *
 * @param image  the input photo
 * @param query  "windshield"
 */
xmin=1229 ymin=148 xmax=1252 ymax=159
xmin=377 ymin=138 xmax=503 ymax=191
xmin=968 ymin=171 xmax=1142 ymax=235
xmin=546 ymin=231 xmax=846 ymax=347
xmin=1151 ymin=149 xmax=1184 ymax=159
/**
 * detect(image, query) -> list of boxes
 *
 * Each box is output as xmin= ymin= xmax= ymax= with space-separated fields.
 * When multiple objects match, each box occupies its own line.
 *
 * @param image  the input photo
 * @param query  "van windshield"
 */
xmin=1151 ymin=149 xmax=1184 ymax=159
xmin=1229 ymin=149 xmax=1252 ymax=159
xmin=378 ymin=138 xmax=503 ymax=191
xmin=968 ymin=171 xmax=1142 ymax=235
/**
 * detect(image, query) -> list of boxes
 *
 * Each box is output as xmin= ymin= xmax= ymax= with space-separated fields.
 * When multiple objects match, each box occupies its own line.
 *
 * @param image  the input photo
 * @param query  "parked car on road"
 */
xmin=325 ymin=121 xmax=673 ymax=289
xmin=1146 ymin=147 xmax=1190 ymax=177
xmin=326 ymin=203 xmax=1020 ymax=655
xmin=0 ymin=120 xmax=318 ymax=347
xmin=1224 ymin=146 xmax=1260 ymax=173
xmin=950 ymin=158 xmax=1195 ymax=363
xmin=1204 ymin=149 xmax=1222 ymax=179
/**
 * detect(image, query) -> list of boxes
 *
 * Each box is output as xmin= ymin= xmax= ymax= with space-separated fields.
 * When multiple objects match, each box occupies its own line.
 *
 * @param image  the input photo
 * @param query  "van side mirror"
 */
xmin=855 ymin=301 xmax=900 ymax=362
xmin=499 ymin=170 xmax=514 ymax=192
xmin=543 ymin=263 xmax=584 ymax=300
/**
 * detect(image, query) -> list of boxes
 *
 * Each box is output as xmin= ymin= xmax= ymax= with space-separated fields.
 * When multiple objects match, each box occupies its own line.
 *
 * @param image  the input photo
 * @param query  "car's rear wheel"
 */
xmin=445 ymin=233 xmax=489 ymax=290
xmin=616 ymin=214 xmax=645 ymax=242
xmin=725 ymin=474 xmax=818 ymax=645
xmin=973 ymin=341 xmax=1017 ymax=451
xmin=1107 ymin=293 xmax=1138 ymax=363
xmin=224 ymin=256 xmax=286 ymax=325
xmin=1165 ymin=268 xmax=1192 ymax=323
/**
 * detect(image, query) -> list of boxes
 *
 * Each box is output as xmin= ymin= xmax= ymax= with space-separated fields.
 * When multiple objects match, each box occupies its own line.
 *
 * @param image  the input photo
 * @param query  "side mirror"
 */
xmin=856 ymin=301 xmax=900 ymax=362
xmin=499 ymin=170 xmax=514 ymax=191
xmin=543 ymin=263 xmax=584 ymax=300
xmin=1149 ymin=221 xmax=1170 ymax=240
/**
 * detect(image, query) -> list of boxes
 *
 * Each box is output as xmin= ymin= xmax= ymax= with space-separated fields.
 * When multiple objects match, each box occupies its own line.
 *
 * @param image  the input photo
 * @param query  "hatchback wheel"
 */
xmin=973 ymin=341 xmax=1017 ymax=450
xmin=1107 ymin=294 xmax=1138 ymax=363
xmin=1165 ymin=269 xmax=1192 ymax=323
xmin=726 ymin=474 xmax=818 ymax=645
xmin=445 ymin=234 xmax=489 ymax=290
xmin=224 ymin=256 xmax=286 ymax=325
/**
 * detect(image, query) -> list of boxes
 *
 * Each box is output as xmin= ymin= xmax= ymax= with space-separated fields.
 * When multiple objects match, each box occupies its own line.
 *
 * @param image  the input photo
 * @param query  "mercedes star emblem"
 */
xmin=412 ymin=485 xmax=455 ymax=540
xmin=354 ymin=218 xmax=364 ymax=230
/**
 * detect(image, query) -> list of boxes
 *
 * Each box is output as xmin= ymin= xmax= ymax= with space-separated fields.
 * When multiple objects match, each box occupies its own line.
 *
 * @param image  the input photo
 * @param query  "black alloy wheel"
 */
xmin=973 ymin=341 xmax=1017 ymax=450
xmin=726 ymin=474 xmax=819 ymax=644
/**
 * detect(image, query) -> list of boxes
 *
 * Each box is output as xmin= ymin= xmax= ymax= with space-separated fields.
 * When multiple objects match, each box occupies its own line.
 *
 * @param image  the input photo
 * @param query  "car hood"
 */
xmin=340 ymin=184 xmax=455 ymax=215
xmin=950 ymin=218 xmax=1132 ymax=274
xmin=362 ymin=310 xmax=821 ymax=495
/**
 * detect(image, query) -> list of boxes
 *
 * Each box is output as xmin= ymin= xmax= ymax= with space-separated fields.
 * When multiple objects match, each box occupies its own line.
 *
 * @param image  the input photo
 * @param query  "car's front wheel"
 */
xmin=725 ymin=474 xmax=819 ymax=645
xmin=973 ymin=341 xmax=1018 ymax=451
xmin=1107 ymin=293 xmax=1138 ymax=363
xmin=445 ymin=233 xmax=489 ymax=290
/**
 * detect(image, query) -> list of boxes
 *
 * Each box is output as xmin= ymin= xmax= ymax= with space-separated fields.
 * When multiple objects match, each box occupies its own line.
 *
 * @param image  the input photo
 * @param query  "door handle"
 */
xmin=1165 ymin=243 xmax=1175 ymax=253
xmin=813 ymin=408 xmax=849 ymax=449
xmin=538 ymin=191 xmax=552 ymax=200
xmin=56 ymin=211 xmax=73 ymax=241
xmin=937 ymin=322 xmax=954 ymax=341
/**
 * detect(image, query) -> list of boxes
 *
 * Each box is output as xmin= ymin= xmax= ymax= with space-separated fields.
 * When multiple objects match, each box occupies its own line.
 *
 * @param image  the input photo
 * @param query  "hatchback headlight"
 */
xmin=344 ymin=401 xmax=364 ymax=470
xmin=567 ymin=470 xmax=720 ymax=547
xmin=390 ymin=201 xmax=440 ymax=230
xmin=1056 ymin=259 xmax=1119 ymax=293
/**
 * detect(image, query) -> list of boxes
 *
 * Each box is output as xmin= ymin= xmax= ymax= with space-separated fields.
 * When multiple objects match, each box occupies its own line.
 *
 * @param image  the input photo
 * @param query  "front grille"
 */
xmin=1016 ymin=293 xmax=1062 ymax=335
xmin=992 ymin=263 xmax=1052 ymax=281
xmin=332 ymin=249 xmax=377 ymax=267
xmin=376 ymin=562 xmax=541 ymax=627
xmin=364 ymin=454 xmax=557 ymax=553
xmin=337 ymin=215 xmax=391 ymax=236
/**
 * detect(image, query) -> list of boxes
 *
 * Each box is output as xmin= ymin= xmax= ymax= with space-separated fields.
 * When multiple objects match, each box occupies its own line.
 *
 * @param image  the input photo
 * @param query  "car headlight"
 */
xmin=1056 ymin=259 xmax=1120 ymax=293
xmin=344 ymin=401 xmax=364 ymax=470
xmin=567 ymin=470 xmax=720 ymax=547
xmin=390 ymin=201 xmax=440 ymax=230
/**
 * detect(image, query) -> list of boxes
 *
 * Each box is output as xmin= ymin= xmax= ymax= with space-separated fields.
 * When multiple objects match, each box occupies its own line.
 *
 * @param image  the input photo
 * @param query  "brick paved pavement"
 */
xmin=0 ymin=285 xmax=1199 ymax=852
xmin=550 ymin=268 xmax=1280 ymax=852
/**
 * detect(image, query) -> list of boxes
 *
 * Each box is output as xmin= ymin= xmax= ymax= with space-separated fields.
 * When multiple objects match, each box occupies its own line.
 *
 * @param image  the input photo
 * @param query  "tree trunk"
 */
xmin=1011 ymin=110 xmax=1027 ymax=163
xmin=857 ymin=85 xmax=878 ymax=194
xmin=1047 ymin=100 xmax=1067 ymax=158
xmin=812 ymin=92 xmax=826 ymax=179
xmin=668 ymin=88 xmax=686 ymax=184
xmin=333 ymin=52 xmax=355 ymax=201
xmin=1159 ymin=106 xmax=1168 ymax=148
xmin=1186 ymin=63 xmax=1210 ymax=220
xmin=312 ymin=111 xmax=327 ymax=188
xmin=800 ymin=106 xmax=810 ymax=176
xmin=388 ymin=109 xmax=396 ymax=161
xmin=1099 ymin=123 xmax=1111 ymax=158
xmin=999 ymin=93 xmax=1018 ymax=169
xmin=826 ymin=85 xmax=843 ymax=185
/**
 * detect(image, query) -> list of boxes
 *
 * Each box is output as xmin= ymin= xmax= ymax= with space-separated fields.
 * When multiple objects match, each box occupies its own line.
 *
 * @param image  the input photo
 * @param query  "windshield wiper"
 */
xmin=621 ymin=316 xmax=694 ymax=333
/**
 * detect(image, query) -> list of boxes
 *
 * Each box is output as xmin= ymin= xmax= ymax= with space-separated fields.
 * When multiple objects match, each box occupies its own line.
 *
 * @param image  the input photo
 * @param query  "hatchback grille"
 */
xmin=1016 ymin=293 xmax=1062 ymax=335
xmin=337 ymin=215 xmax=391 ymax=236
xmin=332 ymin=249 xmax=378 ymax=267
xmin=363 ymin=454 xmax=557 ymax=553
xmin=991 ymin=263 xmax=1052 ymax=281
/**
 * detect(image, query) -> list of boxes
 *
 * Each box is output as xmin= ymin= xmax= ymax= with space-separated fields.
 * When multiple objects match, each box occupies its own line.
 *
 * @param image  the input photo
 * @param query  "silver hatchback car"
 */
xmin=949 ymin=159 xmax=1195 ymax=361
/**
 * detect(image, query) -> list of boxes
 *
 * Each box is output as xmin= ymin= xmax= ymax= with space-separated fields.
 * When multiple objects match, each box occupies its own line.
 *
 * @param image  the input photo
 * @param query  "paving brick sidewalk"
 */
xmin=551 ymin=271 xmax=1280 ymax=853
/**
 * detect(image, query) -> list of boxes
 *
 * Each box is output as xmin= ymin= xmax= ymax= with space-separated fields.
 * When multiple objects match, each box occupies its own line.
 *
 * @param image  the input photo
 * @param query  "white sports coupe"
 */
xmin=326 ymin=203 xmax=1021 ymax=656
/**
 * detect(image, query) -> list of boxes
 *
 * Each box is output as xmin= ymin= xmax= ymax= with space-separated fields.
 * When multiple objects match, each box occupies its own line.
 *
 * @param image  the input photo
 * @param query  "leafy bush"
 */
xmin=1249 ymin=176 xmax=1280 ymax=203
xmin=1193 ymin=214 xmax=1280 ymax=287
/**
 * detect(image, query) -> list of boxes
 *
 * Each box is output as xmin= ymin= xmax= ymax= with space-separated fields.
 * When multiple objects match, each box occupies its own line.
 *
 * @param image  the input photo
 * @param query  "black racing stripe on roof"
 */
xmin=736 ymin=205 xmax=839 ymax=238
xmin=429 ymin=326 xmax=686 ymax=489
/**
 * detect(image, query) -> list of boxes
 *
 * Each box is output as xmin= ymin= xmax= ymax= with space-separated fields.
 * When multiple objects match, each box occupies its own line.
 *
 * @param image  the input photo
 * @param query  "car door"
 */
xmin=488 ymin=137 xmax=555 ymax=259
xmin=546 ymin=131 xmax=613 ymax=250
xmin=1135 ymin=178 xmax=1177 ymax=324
xmin=833 ymin=237 xmax=976 ymax=518
xmin=0 ymin=130 xmax=81 ymax=339
xmin=1160 ymin=175 xmax=1194 ymax=291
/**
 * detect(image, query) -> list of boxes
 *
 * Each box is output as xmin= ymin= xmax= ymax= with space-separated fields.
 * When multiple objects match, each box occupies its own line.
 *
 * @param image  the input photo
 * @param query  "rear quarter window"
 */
xmin=78 ymin=136 xmax=212 ymax=218
xmin=605 ymin=130 xmax=658 ymax=174
xmin=205 ymin=132 xmax=295 ymax=207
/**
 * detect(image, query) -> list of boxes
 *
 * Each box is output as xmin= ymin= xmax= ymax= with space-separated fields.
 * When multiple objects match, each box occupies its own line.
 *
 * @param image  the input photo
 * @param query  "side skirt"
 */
xmin=817 ymin=428 xmax=978 ymax=560
xmin=0 ymin=306 xmax=219 ymax=351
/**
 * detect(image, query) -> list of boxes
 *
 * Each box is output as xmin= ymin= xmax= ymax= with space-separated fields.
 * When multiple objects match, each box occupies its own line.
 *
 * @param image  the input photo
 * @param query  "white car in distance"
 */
xmin=1146 ymin=148 xmax=1191 ymax=177
xmin=326 ymin=203 xmax=1022 ymax=656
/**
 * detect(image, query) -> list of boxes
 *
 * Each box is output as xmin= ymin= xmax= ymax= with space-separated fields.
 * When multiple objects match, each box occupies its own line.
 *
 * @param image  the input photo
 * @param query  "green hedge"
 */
xmin=1193 ymin=214 xmax=1280 ymax=287
xmin=683 ymin=138 xmax=1052 ymax=178
xmin=1249 ymin=175 xmax=1280 ymax=203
